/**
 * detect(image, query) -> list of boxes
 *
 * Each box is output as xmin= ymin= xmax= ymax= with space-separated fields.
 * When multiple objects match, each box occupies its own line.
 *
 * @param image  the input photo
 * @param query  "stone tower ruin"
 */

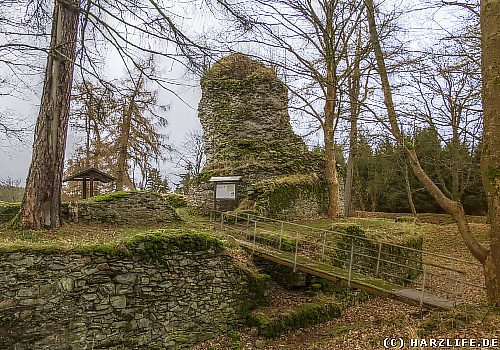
xmin=189 ymin=53 xmax=340 ymax=218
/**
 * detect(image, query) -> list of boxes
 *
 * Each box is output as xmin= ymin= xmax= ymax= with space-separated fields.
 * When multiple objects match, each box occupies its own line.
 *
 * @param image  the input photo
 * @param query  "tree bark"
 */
xmin=365 ymin=0 xmax=496 ymax=303
xmin=344 ymin=33 xmax=362 ymax=218
xmin=480 ymin=0 xmax=500 ymax=305
xmin=344 ymin=120 xmax=356 ymax=217
xmin=403 ymin=163 xmax=417 ymax=216
xmin=19 ymin=0 xmax=80 ymax=229
xmin=324 ymin=82 xmax=340 ymax=218
xmin=115 ymin=74 xmax=143 ymax=191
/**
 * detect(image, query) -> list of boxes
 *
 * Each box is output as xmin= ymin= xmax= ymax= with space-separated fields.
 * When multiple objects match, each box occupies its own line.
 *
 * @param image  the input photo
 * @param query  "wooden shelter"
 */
xmin=63 ymin=168 xmax=115 ymax=199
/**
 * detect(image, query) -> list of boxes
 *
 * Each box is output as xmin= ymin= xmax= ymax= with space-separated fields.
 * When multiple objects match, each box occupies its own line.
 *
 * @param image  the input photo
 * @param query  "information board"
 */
xmin=215 ymin=183 xmax=236 ymax=199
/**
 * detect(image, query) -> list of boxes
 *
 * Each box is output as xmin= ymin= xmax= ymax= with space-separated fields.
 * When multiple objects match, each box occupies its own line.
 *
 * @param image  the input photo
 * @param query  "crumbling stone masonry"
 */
xmin=0 ymin=232 xmax=268 ymax=349
xmin=189 ymin=53 xmax=343 ymax=217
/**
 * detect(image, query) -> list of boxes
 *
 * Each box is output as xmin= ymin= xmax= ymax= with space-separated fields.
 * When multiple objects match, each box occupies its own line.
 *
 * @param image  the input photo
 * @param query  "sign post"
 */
xmin=209 ymin=176 xmax=242 ymax=212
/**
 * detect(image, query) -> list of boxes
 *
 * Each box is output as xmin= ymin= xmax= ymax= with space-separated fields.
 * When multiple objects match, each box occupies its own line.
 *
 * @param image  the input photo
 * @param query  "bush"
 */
xmin=0 ymin=202 xmax=21 ymax=223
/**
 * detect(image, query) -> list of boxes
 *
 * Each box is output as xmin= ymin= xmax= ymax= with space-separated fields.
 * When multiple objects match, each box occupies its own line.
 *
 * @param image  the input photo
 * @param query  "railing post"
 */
xmin=252 ymin=221 xmax=257 ymax=253
xmin=210 ymin=210 xmax=213 ymax=223
xmin=220 ymin=212 xmax=224 ymax=230
xmin=375 ymin=242 xmax=382 ymax=276
xmin=321 ymin=232 xmax=326 ymax=262
xmin=459 ymin=272 xmax=465 ymax=297
xmin=348 ymin=239 xmax=355 ymax=287
xmin=446 ymin=270 xmax=451 ymax=298
xmin=235 ymin=214 xmax=238 ymax=225
xmin=293 ymin=231 xmax=299 ymax=272
xmin=420 ymin=266 xmax=427 ymax=310
xmin=278 ymin=221 xmax=284 ymax=251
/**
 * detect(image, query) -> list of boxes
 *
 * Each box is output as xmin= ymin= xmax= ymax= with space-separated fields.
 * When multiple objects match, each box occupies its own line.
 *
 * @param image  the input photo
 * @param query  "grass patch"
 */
xmin=0 ymin=202 xmax=21 ymax=223
xmin=0 ymin=226 xmax=226 ymax=256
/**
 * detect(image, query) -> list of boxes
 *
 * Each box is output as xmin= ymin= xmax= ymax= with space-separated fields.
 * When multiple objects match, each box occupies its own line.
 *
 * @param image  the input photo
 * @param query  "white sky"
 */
xmin=0 ymin=0 xmax=468 ymax=187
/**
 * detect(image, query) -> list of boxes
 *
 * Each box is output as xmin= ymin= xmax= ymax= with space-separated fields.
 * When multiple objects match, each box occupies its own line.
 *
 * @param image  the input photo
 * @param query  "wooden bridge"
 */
xmin=210 ymin=211 xmax=485 ymax=310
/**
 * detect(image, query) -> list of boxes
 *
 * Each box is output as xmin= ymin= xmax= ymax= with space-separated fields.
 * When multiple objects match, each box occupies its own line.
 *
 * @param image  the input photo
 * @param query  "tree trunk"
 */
xmin=344 ymin=127 xmax=356 ymax=217
xmin=324 ymin=82 xmax=340 ymax=218
xmin=115 ymin=74 xmax=143 ymax=191
xmin=19 ymin=0 xmax=80 ymax=229
xmin=344 ymin=34 xmax=362 ymax=218
xmin=114 ymin=105 xmax=133 ymax=191
xmin=366 ymin=0 xmax=496 ymax=303
xmin=480 ymin=0 xmax=500 ymax=306
xmin=403 ymin=163 xmax=417 ymax=216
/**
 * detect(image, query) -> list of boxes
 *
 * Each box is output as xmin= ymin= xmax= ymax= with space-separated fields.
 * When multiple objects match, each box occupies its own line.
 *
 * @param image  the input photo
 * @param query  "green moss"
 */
xmin=89 ymin=191 xmax=136 ymax=202
xmin=0 ymin=202 xmax=21 ymax=223
xmin=240 ymin=273 xmax=271 ymax=314
xmin=248 ymin=173 xmax=327 ymax=218
xmin=0 ymin=229 xmax=226 ymax=257
xmin=248 ymin=301 xmax=341 ymax=338
xmin=126 ymin=229 xmax=225 ymax=255
xmin=202 ymin=53 xmax=277 ymax=84
xmin=161 ymin=193 xmax=187 ymax=208
xmin=243 ymin=230 xmax=297 ymax=253
xmin=395 ymin=216 xmax=417 ymax=223
xmin=329 ymin=224 xmax=422 ymax=286
xmin=487 ymin=167 xmax=500 ymax=181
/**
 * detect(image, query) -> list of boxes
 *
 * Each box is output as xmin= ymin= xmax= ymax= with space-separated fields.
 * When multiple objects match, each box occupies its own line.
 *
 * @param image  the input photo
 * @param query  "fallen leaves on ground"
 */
xmin=192 ymin=217 xmax=498 ymax=350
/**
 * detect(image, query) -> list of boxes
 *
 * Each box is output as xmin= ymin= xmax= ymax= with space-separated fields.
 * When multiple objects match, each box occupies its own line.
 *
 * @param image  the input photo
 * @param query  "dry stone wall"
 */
xmin=0 ymin=231 xmax=268 ymax=349
xmin=63 ymin=191 xmax=180 ymax=225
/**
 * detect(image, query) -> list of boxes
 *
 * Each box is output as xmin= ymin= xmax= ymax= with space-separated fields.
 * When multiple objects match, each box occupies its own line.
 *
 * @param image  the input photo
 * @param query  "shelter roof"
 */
xmin=63 ymin=167 xmax=115 ymax=183
xmin=209 ymin=176 xmax=242 ymax=182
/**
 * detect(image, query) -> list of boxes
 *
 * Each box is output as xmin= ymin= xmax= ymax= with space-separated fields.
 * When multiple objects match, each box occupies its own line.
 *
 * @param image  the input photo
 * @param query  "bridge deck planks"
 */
xmin=236 ymin=239 xmax=458 ymax=310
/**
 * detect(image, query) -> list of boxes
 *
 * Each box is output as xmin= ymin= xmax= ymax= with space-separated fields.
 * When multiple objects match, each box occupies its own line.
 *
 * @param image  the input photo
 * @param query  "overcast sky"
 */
xmin=0 ymin=1 xmax=211 ymax=186
xmin=0 ymin=0 xmax=464 ymax=187
xmin=0 ymin=69 xmax=203 ymax=186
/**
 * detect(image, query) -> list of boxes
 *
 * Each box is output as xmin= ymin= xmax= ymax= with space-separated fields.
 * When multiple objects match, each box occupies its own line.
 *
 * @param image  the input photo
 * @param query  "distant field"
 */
xmin=0 ymin=185 xmax=24 ymax=202
xmin=353 ymin=210 xmax=487 ymax=224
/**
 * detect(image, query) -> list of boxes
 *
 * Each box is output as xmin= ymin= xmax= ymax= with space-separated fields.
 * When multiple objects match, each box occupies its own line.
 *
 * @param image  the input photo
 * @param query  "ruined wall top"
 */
xmin=198 ymin=53 xmax=322 ymax=180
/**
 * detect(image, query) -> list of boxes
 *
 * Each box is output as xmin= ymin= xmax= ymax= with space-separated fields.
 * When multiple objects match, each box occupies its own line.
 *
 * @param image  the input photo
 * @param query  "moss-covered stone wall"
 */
xmin=0 ymin=230 xmax=268 ymax=349
xmin=331 ymin=225 xmax=423 ymax=285
xmin=243 ymin=173 xmax=329 ymax=219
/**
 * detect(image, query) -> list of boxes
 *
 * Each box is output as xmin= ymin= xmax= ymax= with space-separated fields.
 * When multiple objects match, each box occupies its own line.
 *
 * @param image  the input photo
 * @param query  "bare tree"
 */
xmin=365 ymin=0 xmax=499 ymax=305
xmin=68 ymin=64 xmax=169 ymax=193
xmin=479 ymin=0 xmax=500 ymax=305
xmin=173 ymin=129 xmax=206 ymax=194
xmin=344 ymin=29 xmax=372 ymax=217
xmin=406 ymin=49 xmax=482 ymax=203
xmin=0 ymin=176 xmax=23 ymax=202
xmin=217 ymin=0 xmax=376 ymax=217
xmin=9 ymin=0 xmax=213 ymax=229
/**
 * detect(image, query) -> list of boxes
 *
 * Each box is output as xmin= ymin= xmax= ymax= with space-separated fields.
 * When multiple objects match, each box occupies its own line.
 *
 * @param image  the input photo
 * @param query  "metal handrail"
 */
xmin=229 ymin=211 xmax=483 ymax=268
xmin=210 ymin=210 xmax=486 ymax=305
